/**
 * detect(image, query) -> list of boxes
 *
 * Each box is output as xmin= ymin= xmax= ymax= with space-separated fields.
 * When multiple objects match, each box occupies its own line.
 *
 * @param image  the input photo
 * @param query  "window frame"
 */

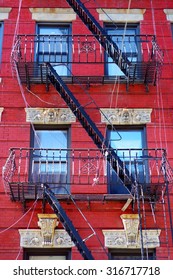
xmin=36 ymin=23 xmax=72 ymax=76
xmin=23 ymin=248 xmax=71 ymax=260
xmin=109 ymin=248 xmax=156 ymax=260
xmin=106 ymin=125 xmax=147 ymax=195
xmin=30 ymin=125 xmax=71 ymax=194
xmin=104 ymin=23 xmax=140 ymax=77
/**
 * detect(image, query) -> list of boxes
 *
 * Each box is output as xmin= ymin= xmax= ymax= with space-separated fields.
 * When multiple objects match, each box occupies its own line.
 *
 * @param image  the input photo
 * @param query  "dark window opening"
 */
xmin=24 ymin=248 xmax=71 ymax=260
xmin=109 ymin=249 xmax=156 ymax=260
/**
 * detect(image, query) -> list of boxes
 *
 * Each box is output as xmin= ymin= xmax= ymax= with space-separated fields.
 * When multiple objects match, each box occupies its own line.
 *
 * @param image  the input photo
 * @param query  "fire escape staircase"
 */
xmin=38 ymin=1 xmax=150 ymax=258
xmin=65 ymin=0 xmax=131 ymax=77
xmin=43 ymin=184 xmax=94 ymax=260
xmin=43 ymin=63 xmax=134 ymax=260
xmin=47 ymin=62 xmax=133 ymax=191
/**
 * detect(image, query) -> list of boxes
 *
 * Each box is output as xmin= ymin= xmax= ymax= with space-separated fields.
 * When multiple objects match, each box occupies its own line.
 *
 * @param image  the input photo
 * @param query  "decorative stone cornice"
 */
xmin=19 ymin=214 xmax=74 ymax=248
xmin=0 ymin=8 xmax=12 ymax=20
xmin=97 ymin=9 xmax=146 ymax=22
xmin=19 ymin=229 xmax=74 ymax=248
xmin=25 ymin=108 xmax=76 ymax=124
xmin=103 ymin=229 xmax=161 ymax=248
xmin=29 ymin=8 xmax=76 ymax=22
xmin=164 ymin=9 xmax=173 ymax=22
xmin=0 ymin=108 xmax=4 ymax=122
xmin=103 ymin=214 xmax=161 ymax=248
xmin=101 ymin=108 xmax=152 ymax=125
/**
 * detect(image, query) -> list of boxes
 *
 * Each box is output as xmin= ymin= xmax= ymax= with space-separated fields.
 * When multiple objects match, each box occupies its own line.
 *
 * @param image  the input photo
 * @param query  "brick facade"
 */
xmin=0 ymin=0 xmax=173 ymax=260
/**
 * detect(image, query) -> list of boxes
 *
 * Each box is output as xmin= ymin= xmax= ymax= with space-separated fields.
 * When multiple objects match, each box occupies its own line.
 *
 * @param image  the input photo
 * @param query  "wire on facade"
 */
xmin=0 ymin=199 xmax=38 ymax=235
xmin=16 ymin=197 xmax=38 ymax=260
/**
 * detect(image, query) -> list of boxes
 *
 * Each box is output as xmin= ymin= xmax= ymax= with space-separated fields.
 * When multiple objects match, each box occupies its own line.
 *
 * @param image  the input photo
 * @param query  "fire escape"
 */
xmin=3 ymin=0 xmax=172 ymax=260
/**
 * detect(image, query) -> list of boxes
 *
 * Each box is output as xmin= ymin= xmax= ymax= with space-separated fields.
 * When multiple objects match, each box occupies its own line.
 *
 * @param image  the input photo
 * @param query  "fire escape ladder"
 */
xmin=43 ymin=184 xmax=94 ymax=260
xmin=47 ymin=63 xmax=133 ymax=190
xmin=65 ymin=0 xmax=131 ymax=76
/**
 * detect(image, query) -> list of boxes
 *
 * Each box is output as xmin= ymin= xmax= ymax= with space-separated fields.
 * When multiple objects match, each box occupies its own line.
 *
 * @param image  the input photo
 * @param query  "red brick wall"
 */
xmin=0 ymin=0 xmax=173 ymax=260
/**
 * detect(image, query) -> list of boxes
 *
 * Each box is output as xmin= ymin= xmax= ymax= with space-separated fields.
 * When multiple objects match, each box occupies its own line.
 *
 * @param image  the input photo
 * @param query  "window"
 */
xmin=31 ymin=126 xmax=70 ymax=194
xmin=37 ymin=24 xmax=71 ymax=76
xmin=109 ymin=249 xmax=156 ymax=260
xmin=0 ymin=23 xmax=3 ymax=63
xmin=107 ymin=126 xmax=147 ymax=194
xmin=105 ymin=24 xmax=140 ymax=77
xmin=24 ymin=248 xmax=71 ymax=260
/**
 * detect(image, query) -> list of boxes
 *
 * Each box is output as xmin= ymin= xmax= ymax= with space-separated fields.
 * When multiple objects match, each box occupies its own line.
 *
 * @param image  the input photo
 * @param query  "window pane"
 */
xmin=34 ymin=130 xmax=67 ymax=148
xmin=106 ymin=25 xmax=138 ymax=76
xmin=34 ymin=130 xmax=67 ymax=156
xmin=37 ymin=25 xmax=70 ymax=76
xmin=108 ymin=128 xmax=146 ymax=194
xmin=110 ymin=130 xmax=143 ymax=157
xmin=32 ymin=129 xmax=69 ymax=194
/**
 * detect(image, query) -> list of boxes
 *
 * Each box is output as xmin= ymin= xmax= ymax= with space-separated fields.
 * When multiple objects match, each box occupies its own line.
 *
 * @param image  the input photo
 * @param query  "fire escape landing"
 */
xmin=14 ymin=33 xmax=163 ymax=89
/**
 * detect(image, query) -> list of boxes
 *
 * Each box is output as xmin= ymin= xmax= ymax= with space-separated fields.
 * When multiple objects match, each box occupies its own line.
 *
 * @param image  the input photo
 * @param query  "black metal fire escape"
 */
xmin=47 ymin=62 xmax=132 ymax=190
xmin=65 ymin=0 xmax=131 ymax=77
xmin=37 ymin=1 xmax=135 ymax=260
xmin=42 ymin=62 xmax=133 ymax=260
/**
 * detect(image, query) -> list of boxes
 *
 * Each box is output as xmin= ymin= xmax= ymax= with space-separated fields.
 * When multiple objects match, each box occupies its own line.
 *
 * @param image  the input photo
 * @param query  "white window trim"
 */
xmin=164 ymin=9 xmax=173 ymax=22
xmin=29 ymin=8 xmax=76 ymax=22
xmin=97 ymin=9 xmax=146 ymax=23
xmin=0 ymin=8 xmax=11 ymax=20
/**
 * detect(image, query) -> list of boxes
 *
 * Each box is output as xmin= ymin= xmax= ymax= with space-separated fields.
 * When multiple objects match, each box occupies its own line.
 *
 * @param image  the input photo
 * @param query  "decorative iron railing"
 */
xmin=12 ymin=34 xmax=163 ymax=86
xmin=2 ymin=148 xmax=169 ymax=201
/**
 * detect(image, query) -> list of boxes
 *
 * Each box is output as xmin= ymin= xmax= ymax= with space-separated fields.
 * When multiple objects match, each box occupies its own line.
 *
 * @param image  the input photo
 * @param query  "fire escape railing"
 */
xmin=15 ymin=34 xmax=158 ymax=64
xmin=13 ymin=34 xmax=163 ymax=86
xmin=2 ymin=147 xmax=169 ymax=201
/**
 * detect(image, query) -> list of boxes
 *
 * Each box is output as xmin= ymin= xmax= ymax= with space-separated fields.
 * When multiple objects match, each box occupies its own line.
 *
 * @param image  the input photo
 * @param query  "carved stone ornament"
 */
xmin=103 ymin=214 xmax=161 ymax=248
xmin=120 ymin=214 xmax=140 ymax=246
xmin=19 ymin=214 xmax=74 ymax=248
xmin=37 ymin=214 xmax=59 ymax=246
xmin=25 ymin=108 xmax=76 ymax=124
xmin=101 ymin=108 xmax=152 ymax=125
xmin=0 ymin=108 xmax=4 ymax=122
